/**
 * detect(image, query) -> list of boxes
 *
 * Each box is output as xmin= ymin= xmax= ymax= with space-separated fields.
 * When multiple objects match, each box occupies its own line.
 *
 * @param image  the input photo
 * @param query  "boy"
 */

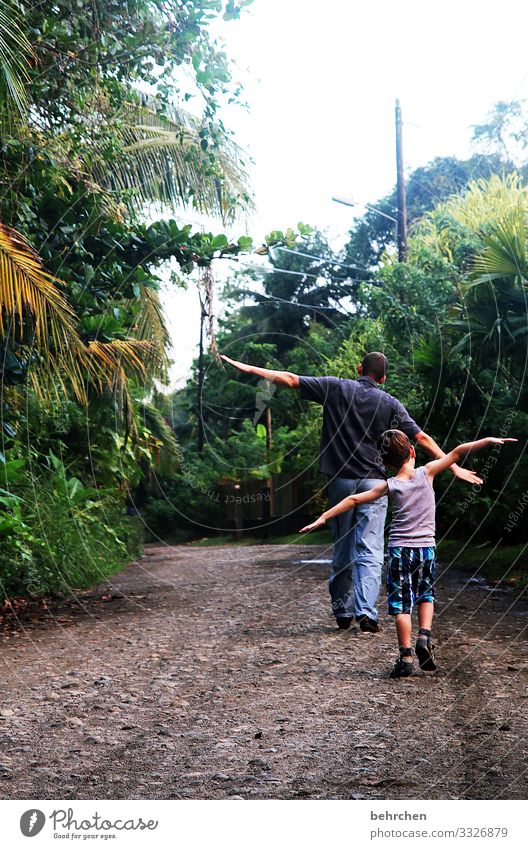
xmin=300 ymin=431 xmax=516 ymax=678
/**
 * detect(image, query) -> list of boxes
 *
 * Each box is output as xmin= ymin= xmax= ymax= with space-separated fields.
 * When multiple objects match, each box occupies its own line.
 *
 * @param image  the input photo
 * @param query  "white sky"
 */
xmin=165 ymin=0 xmax=528 ymax=385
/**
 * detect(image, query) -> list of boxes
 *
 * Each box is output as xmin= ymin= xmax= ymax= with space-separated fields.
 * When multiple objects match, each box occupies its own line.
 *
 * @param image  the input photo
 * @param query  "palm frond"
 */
xmin=138 ymin=402 xmax=180 ymax=474
xmin=128 ymin=286 xmax=170 ymax=380
xmin=0 ymin=0 xmax=33 ymax=114
xmin=442 ymin=174 xmax=528 ymax=230
xmin=85 ymin=339 xmax=162 ymax=387
xmin=0 ymin=226 xmax=168 ymax=420
xmin=414 ymin=174 xmax=528 ymax=258
xmin=470 ymin=206 xmax=527 ymax=284
xmin=85 ymin=339 xmax=164 ymax=438
xmin=93 ymin=100 xmax=252 ymax=223
xmin=0 ymin=223 xmax=78 ymax=347
xmin=0 ymin=222 xmax=91 ymax=401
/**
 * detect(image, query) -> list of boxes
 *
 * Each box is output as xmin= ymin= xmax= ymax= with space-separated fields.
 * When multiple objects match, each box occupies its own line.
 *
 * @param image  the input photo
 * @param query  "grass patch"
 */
xmin=188 ymin=529 xmax=332 ymax=547
xmin=438 ymin=539 xmax=528 ymax=588
xmin=270 ymin=529 xmax=332 ymax=546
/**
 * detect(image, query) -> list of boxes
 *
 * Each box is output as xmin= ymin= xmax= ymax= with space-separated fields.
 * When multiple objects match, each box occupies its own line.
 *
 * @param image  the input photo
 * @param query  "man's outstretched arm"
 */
xmin=220 ymin=354 xmax=299 ymax=388
xmin=415 ymin=430 xmax=483 ymax=485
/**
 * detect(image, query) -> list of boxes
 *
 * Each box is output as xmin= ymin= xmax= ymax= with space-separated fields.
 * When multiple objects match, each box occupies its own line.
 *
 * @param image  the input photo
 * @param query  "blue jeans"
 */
xmin=327 ymin=477 xmax=388 ymax=621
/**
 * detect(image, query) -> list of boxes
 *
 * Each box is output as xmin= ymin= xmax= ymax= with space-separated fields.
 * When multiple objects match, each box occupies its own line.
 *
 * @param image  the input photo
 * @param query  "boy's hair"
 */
xmin=361 ymin=351 xmax=388 ymax=382
xmin=378 ymin=429 xmax=412 ymax=469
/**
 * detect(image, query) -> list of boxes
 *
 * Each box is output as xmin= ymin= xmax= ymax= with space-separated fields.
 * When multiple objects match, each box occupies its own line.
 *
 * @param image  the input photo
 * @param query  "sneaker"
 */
xmin=357 ymin=615 xmax=380 ymax=633
xmin=415 ymin=629 xmax=437 ymax=671
xmin=335 ymin=616 xmax=353 ymax=630
xmin=390 ymin=648 xmax=414 ymax=678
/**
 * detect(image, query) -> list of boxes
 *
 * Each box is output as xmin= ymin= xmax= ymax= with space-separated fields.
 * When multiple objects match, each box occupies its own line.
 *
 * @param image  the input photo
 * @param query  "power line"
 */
xmin=236 ymin=264 xmax=362 ymax=293
xmin=275 ymin=246 xmax=369 ymax=272
xmin=247 ymin=265 xmax=320 ymax=279
xmin=227 ymin=270 xmax=358 ymax=311
xmin=236 ymin=262 xmax=324 ymax=281
xmin=250 ymin=293 xmax=350 ymax=312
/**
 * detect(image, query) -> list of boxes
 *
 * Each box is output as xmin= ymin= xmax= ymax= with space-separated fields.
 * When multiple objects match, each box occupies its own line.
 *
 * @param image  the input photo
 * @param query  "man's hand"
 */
xmin=450 ymin=440 xmax=517 ymax=485
xmin=300 ymin=516 xmax=326 ymax=534
xmin=220 ymin=354 xmax=253 ymax=374
xmin=450 ymin=463 xmax=483 ymax=485
xmin=220 ymin=353 xmax=300 ymax=388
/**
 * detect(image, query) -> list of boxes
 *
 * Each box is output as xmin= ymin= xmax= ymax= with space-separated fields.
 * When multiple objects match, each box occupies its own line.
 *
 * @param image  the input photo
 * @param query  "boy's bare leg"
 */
xmin=416 ymin=601 xmax=437 ymax=670
xmin=395 ymin=613 xmax=412 ymax=649
xmin=418 ymin=601 xmax=434 ymax=631
xmin=389 ymin=613 xmax=414 ymax=677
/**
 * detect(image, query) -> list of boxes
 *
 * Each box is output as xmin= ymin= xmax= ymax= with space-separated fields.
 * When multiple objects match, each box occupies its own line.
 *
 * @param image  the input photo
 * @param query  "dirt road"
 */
xmin=1 ymin=544 xmax=528 ymax=799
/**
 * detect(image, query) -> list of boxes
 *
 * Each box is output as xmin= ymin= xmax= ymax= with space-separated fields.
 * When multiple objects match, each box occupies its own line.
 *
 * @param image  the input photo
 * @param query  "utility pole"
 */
xmin=196 ymin=292 xmax=206 ymax=454
xmin=395 ymin=98 xmax=408 ymax=262
xmin=263 ymin=403 xmax=273 ymax=536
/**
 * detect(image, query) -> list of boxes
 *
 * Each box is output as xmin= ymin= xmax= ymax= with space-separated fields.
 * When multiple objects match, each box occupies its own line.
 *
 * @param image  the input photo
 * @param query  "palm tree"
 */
xmin=0 ymin=223 xmax=164 ymax=405
xmin=0 ymin=3 xmax=252 ymax=439
xmin=450 ymin=204 xmax=528 ymax=382
xmin=0 ymin=12 xmax=168 ymax=409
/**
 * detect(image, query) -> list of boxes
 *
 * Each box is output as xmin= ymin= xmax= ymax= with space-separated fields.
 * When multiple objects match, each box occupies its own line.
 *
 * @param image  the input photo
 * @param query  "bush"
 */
xmin=0 ymin=456 xmax=142 ymax=598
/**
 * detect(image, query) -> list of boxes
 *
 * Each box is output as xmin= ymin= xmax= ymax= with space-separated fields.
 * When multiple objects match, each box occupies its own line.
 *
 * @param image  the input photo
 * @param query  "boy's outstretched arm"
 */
xmin=416 ymin=430 xmax=483 ymax=485
xmin=300 ymin=482 xmax=388 ymax=533
xmin=425 ymin=437 xmax=518 ymax=479
xmin=220 ymin=354 xmax=299 ymax=388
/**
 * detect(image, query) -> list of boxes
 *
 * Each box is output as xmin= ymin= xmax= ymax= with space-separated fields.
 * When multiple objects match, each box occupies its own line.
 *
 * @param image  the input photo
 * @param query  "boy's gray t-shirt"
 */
xmin=386 ymin=465 xmax=436 ymax=548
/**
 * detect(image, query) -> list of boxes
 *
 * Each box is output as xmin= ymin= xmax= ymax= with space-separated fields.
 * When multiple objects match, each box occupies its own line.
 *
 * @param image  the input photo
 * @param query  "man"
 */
xmin=221 ymin=351 xmax=482 ymax=632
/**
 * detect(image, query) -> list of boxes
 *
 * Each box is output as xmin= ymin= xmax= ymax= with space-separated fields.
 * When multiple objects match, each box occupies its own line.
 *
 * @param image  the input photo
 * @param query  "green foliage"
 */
xmin=392 ymin=175 xmax=528 ymax=541
xmin=471 ymin=100 xmax=528 ymax=170
xmin=0 ymin=0 xmax=33 ymax=113
xmin=0 ymin=452 xmax=141 ymax=597
xmin=343 ymin=154 xmax=515 ymax=270
xmin=0 ymin=0 xmax=264 ymax=596
xmin=167 ymin=171 xmax=528 ymax=546
xmin=153 ymin=233 xmax=355 ymax=540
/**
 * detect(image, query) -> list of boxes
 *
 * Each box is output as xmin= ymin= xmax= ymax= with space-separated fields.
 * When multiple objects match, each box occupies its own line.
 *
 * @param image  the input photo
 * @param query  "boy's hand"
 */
xmin=300 ymin=516 xmax=326 ymax=534
xmin=486 ymin=438 xmax=518 ymax=445
xmin=428 ymin=437 xmax=519 ymax=481
xmin=220 ymin=354 xmax=253 ymax=373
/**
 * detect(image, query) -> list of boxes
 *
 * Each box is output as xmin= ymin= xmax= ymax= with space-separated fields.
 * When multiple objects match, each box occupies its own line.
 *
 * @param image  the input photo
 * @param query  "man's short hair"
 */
xmin=378 ymin=429 xmax=412 ymax=470
xmin=361 ymin=351 xmax=388 ymax=382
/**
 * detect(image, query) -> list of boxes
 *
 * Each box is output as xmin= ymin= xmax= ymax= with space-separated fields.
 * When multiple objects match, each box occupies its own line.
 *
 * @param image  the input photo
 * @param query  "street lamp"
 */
xmin=331 ymin=195 xmax=397 ymax=224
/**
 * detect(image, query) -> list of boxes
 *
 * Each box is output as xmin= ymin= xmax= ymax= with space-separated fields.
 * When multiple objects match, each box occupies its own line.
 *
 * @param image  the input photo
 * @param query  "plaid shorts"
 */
xmin=386 ymin=546 xmax=436 ymax=615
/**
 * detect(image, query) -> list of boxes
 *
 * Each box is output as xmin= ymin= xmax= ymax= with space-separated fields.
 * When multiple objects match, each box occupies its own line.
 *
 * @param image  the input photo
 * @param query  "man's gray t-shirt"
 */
xmin=299 ymin=374 xmax=421 ymax=479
